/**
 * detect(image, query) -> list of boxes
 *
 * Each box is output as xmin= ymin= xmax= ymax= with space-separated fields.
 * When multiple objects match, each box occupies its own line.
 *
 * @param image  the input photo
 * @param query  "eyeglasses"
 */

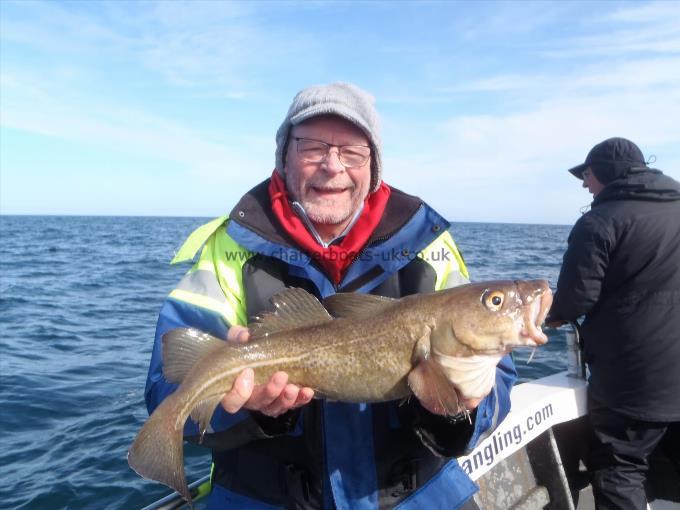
xmin=294 ymin=137 xmax=371 ymax=168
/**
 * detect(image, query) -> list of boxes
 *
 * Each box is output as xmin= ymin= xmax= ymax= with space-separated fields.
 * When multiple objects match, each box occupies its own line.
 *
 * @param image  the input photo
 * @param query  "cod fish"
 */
xmin=128 ymin=280 xmax=552 ymax=505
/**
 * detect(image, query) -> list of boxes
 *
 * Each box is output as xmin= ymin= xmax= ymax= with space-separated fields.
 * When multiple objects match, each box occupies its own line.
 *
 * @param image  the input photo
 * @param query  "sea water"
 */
xmin=0 ymin=216 xmax=572 ymax=509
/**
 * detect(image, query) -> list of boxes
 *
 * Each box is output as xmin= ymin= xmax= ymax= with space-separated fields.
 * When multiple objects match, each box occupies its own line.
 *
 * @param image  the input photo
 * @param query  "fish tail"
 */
xmin=128 ymin=395 xmax=193 ymax=507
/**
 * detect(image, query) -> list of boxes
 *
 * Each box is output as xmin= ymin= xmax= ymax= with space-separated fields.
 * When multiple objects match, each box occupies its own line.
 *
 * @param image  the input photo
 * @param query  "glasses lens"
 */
xmin=296 ymin=138 xmax=370 ymax=167
xmin=339 ymin=146 xmax=371 ymax=167
xmin=297 ymin=139 xmax=328 ymax=163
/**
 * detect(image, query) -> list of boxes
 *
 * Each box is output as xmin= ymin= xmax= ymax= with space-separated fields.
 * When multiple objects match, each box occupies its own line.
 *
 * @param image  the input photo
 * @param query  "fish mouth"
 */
xmin=517 ymin=280 xmax=553 ymax=346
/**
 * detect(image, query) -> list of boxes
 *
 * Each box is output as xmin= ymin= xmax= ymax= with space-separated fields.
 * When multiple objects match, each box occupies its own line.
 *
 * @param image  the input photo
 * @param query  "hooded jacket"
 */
xmin=550 ymin=168 xmax=680 ymax=421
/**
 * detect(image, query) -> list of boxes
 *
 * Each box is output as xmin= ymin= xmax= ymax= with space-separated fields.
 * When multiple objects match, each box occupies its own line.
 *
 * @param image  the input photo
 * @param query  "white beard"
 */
xmin=300 ymin=196 xmax=356 ymax=225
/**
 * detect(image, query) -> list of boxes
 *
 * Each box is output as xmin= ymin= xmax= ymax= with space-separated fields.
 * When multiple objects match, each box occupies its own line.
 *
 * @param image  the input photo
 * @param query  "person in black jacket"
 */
xmin=548 ymin=137 xmax=680 ymax=509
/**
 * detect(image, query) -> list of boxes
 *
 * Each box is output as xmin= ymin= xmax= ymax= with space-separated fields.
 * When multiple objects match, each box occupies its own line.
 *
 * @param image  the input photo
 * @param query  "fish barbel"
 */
xmin=128 ymin=280 xmax=552 ymax=505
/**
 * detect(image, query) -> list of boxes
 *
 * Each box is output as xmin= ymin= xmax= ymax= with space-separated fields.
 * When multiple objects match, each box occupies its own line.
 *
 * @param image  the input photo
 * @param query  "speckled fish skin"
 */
xmin=128 ymin=280 xmax=552 ymax=507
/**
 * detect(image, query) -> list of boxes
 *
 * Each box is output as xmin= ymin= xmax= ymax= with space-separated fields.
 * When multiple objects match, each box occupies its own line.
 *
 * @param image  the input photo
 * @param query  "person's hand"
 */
xmin=227 ymin=324 xmax=250 ymax=343
xmin=544 ymin=312 xmax=566 ymax=329
xmin=220 ymin=325 xmax=314 ymax=417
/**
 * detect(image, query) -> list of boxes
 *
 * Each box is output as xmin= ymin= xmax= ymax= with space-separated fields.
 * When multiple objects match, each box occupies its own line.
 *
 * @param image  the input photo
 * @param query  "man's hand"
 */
xmin=544 ymin=312 xmax=566 ymax=329
xmin=220 ymin=325 xmax=314 ymax=417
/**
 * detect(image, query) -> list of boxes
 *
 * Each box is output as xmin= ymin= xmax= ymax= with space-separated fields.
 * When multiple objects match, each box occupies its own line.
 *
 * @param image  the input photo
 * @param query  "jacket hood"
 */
xmin=593 ymin=168 xmax=680 ymax=206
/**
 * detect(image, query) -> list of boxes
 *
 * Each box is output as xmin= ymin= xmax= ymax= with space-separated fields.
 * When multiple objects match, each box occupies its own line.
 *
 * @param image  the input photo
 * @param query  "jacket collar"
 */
xmin=229 ymin=178 xmax=427 ymax=248
xmin=593 ymin=169 xmax=680 ymax=206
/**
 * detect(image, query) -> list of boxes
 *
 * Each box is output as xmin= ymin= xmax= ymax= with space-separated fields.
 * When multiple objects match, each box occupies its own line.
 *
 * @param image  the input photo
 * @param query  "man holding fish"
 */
xmin=133 ymin=82 xmax=552 ymax=509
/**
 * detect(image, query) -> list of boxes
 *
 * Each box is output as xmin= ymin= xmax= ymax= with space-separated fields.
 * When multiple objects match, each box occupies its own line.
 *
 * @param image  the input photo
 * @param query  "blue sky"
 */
xmin=1 ymin=1 xmax=679 ymax=224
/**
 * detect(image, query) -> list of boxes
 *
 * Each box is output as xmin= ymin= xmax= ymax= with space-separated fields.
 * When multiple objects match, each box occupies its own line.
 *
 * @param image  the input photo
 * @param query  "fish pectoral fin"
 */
xmin=432 ymin=352 xmax=502 ymax=400
xmin=249 ymin=288 xmax=333 ymax=339
xmin=407 ymin=358 xmax=464 ymax=417
xmin=190 ymin=395 xmax=224 ymax=438
xmin=162 ymin=328 xmax=225 ymax=383
xmin=322 ymin=293 xmax=396 ymax=319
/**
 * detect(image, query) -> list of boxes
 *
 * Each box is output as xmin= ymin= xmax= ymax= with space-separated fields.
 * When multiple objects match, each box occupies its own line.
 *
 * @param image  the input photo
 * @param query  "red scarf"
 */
xmin=269 ymin=171 xmax=391 ymax=284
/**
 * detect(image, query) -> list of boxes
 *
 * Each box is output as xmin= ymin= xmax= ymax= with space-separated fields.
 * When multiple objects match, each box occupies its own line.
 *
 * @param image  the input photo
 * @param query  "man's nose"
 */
xmin=322 ymin=148 xmax=344 ymax=174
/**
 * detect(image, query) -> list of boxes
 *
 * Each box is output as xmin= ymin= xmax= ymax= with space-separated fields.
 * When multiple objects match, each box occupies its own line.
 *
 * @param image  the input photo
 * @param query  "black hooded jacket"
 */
xmin=550 ymin=168 xmax=680 ymax=421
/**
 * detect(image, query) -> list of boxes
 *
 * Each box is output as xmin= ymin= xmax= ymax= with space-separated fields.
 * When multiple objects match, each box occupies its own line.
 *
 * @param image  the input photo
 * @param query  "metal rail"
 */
xmin=140 ymin=475 xmax=211 ymax=510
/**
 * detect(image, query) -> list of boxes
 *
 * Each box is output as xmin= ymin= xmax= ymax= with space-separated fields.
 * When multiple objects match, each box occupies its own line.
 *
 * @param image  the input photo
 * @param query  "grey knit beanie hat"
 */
xmin=275 ymin=82 xmax=383 ymax=192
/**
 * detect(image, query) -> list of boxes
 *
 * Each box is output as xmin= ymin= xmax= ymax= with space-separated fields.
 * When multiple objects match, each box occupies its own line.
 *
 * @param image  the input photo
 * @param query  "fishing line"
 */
xmin=526 ymin=347 xmax=537 ymax=364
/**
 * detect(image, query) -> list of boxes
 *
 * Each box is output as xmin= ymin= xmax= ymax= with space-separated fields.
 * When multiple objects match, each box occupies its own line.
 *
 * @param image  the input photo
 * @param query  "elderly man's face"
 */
xmin=284 ymin=115 xmax=372 ymax=231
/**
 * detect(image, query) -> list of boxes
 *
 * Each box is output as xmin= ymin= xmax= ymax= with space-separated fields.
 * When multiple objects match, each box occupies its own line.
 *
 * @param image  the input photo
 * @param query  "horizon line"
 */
xmin=0 ymin=213 xmax=572 ymax=228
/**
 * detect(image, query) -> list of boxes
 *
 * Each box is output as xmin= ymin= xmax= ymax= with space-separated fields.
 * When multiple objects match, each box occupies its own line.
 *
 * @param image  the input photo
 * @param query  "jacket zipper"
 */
xmin=336 ymin=203 xmax=426 ymax=291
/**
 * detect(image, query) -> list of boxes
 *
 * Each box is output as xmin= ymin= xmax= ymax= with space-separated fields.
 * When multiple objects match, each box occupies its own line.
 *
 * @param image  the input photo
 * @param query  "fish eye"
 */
xmin=483 ymin=290 xmax=505 ymax=311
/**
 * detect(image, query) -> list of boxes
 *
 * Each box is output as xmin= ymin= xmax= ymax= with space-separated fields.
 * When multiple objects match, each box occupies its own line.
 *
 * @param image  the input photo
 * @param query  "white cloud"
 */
xmin=0 ymin=0 xmax=315 ymax=96
xmin=0 ymin=1 xmax=132 ymax=54
xmin=546 ymin=1 xmax=680 ymax=58
xmin=607 ymin=1 xmax=680 ymax=24
xmin=0 ymin=71 xmax=269 ymax=188
xmin=383 ymin=78 xmax=680 ymax=224
xmin=440 ymin=74 xmax=544 ymax=93
xmin=567 ymin=57 xmax=680 ymax=90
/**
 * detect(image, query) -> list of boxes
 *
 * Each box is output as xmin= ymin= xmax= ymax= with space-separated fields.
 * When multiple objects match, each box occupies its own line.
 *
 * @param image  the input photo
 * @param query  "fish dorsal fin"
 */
xmin=322 ymin=292 xmax=396 ymax=319
xmin=162 ymin=328 xmax=225 ymax=384
xmin=249 ymin=288 xmax=332 ymax=339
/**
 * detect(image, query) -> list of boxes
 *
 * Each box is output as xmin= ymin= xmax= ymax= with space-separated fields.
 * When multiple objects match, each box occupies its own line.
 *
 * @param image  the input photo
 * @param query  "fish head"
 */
xmin=431 ymin=279 xmax=553 ymax=356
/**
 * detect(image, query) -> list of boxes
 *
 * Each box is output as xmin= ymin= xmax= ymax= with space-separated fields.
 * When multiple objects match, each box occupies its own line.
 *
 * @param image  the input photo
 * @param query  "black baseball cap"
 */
xmin=568 ymin=137 xmax=646 ymax=181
